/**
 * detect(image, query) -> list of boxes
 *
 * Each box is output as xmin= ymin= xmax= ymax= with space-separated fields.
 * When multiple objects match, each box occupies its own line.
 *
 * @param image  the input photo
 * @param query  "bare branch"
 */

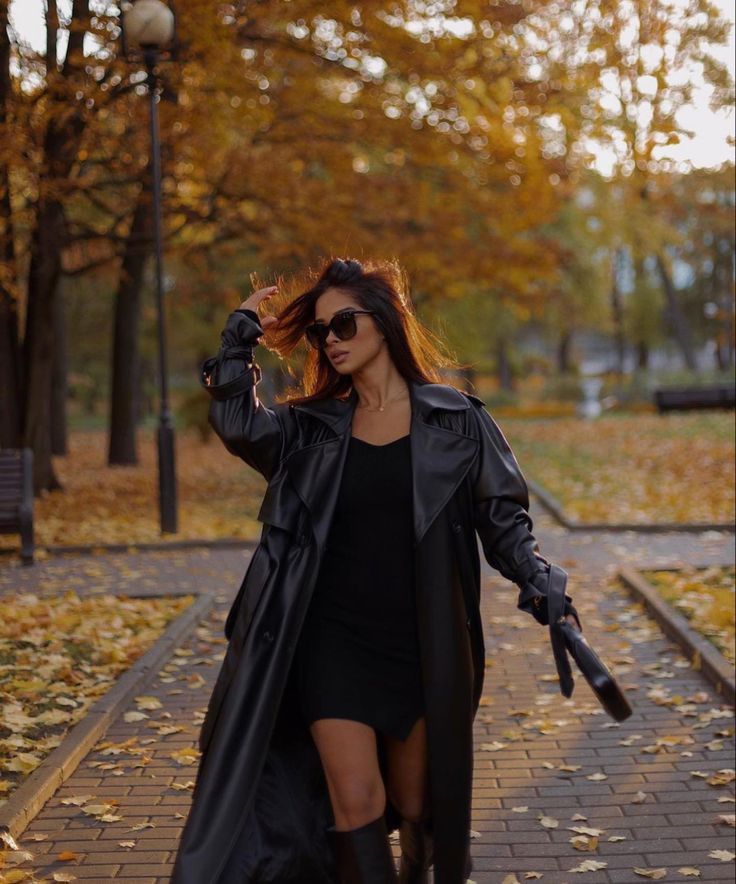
xmin=46 ymin=0 xmax=59 ymax=72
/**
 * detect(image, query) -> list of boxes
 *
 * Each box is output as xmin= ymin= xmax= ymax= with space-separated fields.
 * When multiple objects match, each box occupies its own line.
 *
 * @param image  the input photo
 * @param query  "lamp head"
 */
xmin=121 ymin=0 xmax=176 ymax=55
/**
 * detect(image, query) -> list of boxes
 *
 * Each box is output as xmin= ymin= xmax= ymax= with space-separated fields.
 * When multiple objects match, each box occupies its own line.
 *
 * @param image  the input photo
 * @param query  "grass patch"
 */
xmin=500 ymin=411 xmax=734 ymax=524
xmin=640 ymin=565 xmax=735 ymax=666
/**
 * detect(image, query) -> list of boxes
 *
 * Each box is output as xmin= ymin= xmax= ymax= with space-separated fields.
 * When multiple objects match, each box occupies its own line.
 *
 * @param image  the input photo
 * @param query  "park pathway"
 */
xmin=2 ymin=511 xmax=734 ymax=883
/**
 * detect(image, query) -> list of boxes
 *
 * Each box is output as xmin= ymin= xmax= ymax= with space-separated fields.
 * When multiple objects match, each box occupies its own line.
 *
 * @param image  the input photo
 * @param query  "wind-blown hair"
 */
xmin=254 ymin=257 xmax=459 ymax=405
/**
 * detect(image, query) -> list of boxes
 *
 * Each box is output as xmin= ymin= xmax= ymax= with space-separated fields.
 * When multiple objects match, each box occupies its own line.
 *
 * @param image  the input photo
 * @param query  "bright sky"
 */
xmin=8 ymin=0 xmax=735 ymax=174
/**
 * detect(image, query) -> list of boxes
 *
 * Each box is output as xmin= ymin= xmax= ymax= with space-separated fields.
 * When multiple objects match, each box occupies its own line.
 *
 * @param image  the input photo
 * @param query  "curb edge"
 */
xmin=0 ymin=537 xmax=258 ymax=563
xmin=618 ymin=565 xmax=735 ymax=707
xmin=0 ymin=591 xmax=215 ymax=839
xmin=529 ymin=479 xmax=734 ymax=534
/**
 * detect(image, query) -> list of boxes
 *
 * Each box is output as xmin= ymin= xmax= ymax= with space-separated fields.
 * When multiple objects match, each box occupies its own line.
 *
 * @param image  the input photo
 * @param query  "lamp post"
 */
xmin=120 ymin=0 xmax=178 ymax=533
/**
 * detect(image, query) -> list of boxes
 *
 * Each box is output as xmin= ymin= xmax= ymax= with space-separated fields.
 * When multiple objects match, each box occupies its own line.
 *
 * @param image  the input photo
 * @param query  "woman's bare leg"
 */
xmin=384 ymin=716 xmax=430 ymax=821
xmin=310 ymin=718 xmax=387 ymax=830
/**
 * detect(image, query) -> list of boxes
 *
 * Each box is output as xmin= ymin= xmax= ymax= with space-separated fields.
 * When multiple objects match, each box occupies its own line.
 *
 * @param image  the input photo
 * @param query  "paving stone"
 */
xmin=469 ymin=855 xmax=562 ymax=871
xmin=30 ymin=863 xmax=123 ymax=878
xmin=72 ymin=850 xmax=170 ymax=864
xmin=118 ymin=863 xmax=175 ymax=876
xmin=1 ymin=520 xmax=732 ymax=882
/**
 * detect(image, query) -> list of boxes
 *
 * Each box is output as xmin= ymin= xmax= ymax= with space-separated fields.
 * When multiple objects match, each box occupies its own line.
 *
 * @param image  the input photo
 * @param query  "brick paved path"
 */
xmin=3 ymin=513 xmax=734 ymax=883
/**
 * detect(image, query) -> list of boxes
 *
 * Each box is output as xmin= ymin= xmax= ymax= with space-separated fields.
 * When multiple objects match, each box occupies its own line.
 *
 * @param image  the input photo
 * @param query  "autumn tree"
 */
xmin=3 ymin=0 xmax=732 ymax=497
xmin=5 ymin=0 xmax=581 ymax=488
xmin=0 ymin=0 xmax=19 ymax=450
xmin=519 ymin=0 xmax=733 ymax=369
xmin=651 ymin=163 xmax=735 ymax=371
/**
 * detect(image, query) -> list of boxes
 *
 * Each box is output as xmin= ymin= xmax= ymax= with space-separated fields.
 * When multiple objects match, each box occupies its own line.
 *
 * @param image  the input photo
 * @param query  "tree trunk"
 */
xmin=51 ymin=284 xmax=68 ymax=456
xmin=23 ymin=200 xmax=65 ymax=493
xmin=21 ymin=0 xmax=87 ymax=492
xmin=637 ymin=340 xmax=649 ymax=370
xmin=655 ymin=252 xmax=697 ymax=371
xmin=632 ymin=256 xmax=650 ymax=373
xmin=610 ymin=247 xmax=626 ymax=376
xmin=0 ymin=0 xmax=21 ymax=449
xmin=137 ymin=354 xmax=156 ymax=423
xmin=557 ymin=329 xmax=572 ymax=374
xmin=108 ymin=186 xmax=153 ymax=465
xmin=22 ymin=140 xmax=81 ymax=495
xmin=0 ymin=286 xmax=20 ymax=449
xmin=714 ymin=337 xmax=726 ymax=372
xmin=497 ymin=339 xmax=513 ymax=392
xmin=458 ymin=365 xmax=477 ymax=394
xmin=713 ymin=238 xmax=735 ymax=371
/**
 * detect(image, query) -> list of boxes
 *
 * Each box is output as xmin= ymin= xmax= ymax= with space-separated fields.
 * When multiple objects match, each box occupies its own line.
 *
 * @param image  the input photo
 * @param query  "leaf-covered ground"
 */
xmin=641 ymin=565 xmax=736 ymax=666
xmin=0 ymin=411 xmax=732 ymax=555
xmin=2 ymin=550 xmax=734 ymax=882
xmin=501 ymin=411 xmax=734 ymax=525
xmin=0 ymin=590 xmax=194 ymax=804
xmin=0 ymin=429 xmax=267 ymax=552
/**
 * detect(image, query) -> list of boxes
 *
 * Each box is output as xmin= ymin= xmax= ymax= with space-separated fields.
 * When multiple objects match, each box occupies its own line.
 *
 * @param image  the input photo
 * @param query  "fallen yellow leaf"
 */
xmin=567 ymin=859 xmax=607 ymax=872
xmin=171 ymin=746 xmax=201 ymax=765
xmin=1 ymin=831 xmax=20 ymax=850
xmin=57 ymin=850 xmax=79 ymax=862
xmin=709 ymin=849 xmax=735 ymax=861
xmin=570 ymin=834 xmax=598 ymax=852
xmin=3 ymin=872 xmax=33 ymax=883
xmin=134 ymin=696 xmax=163 ymax=711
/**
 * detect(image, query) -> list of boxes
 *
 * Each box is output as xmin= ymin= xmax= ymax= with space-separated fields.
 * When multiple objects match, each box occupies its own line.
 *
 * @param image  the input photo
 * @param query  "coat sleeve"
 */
xmin=200 ymin=309 xmax=284 ymax=480
xmin=468 ymin=403 xmax=581 ymax=629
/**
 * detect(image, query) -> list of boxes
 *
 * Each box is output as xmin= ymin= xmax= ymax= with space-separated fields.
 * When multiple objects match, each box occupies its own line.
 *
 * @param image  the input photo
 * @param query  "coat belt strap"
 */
xmin=200 ymin=355 xmax=262 ymax=401
xmin=546 ymin=563 xmax=575 ymax=698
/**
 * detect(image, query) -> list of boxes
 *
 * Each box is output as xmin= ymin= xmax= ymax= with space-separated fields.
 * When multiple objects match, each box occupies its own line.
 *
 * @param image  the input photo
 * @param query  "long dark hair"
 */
xmin=255 ymin=257 xmax=459 ymax=405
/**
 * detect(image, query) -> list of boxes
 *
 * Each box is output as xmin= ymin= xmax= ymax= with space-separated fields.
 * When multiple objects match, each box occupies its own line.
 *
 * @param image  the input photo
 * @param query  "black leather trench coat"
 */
xmin=170 ymin=310 xmax=578 ymax=884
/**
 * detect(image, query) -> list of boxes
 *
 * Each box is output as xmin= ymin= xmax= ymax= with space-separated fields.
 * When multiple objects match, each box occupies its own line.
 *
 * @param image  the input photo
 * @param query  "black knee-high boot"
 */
xmin=397 ymin=814 xmax=433 ymax=883
xmin=327 ymin=815 xmax=399 ymax=883
xmin=397 ymin=816 xmax=474 ymax=883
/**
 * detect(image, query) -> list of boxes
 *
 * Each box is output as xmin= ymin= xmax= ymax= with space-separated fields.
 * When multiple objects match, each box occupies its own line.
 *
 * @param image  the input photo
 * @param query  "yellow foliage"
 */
xmin=0 ymin=429 xmax=266 ymax=553
xmin=502 ymin=412 xmax=734 ymax=525
xmin=0 ymin=591 xmax=193 ymax=801
xmin=643 ymin=566 xmax=735 ymax=665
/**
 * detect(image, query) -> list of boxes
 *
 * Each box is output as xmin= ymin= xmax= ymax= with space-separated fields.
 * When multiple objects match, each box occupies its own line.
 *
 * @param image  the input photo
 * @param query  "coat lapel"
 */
xmin=284 ymin=391 xmax=356 ymax=550
xmin=409 ymin=383 xmax=479 ymax=544
xmin=285 ymin=381 xmax=479 ymax=547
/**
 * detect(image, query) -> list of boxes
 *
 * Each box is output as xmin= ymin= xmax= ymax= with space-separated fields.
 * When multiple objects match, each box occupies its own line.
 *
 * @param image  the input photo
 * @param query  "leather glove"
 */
xmin=519 ymin=565 xmax=582 ymax=631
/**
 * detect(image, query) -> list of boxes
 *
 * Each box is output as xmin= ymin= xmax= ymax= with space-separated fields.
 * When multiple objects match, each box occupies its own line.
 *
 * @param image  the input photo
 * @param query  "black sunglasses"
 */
xmin=304 ymin=309 xmax=377 ymax=350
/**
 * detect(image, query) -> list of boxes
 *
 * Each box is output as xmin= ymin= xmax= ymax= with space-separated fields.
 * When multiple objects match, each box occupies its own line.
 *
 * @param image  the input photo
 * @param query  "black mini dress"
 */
xmin=294 ymin=433 xmax=425 ymax=742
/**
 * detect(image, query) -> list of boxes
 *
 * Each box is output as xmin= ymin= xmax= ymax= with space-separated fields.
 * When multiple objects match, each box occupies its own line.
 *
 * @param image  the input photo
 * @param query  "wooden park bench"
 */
xmin=653 ymin=385 xmax=735 ymax=413
xmin=0 ymin=448 xmax=35 ymax=565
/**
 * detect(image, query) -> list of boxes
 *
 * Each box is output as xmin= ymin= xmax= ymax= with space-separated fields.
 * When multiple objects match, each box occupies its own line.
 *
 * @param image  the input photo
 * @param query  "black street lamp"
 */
xmin=120 ymin=0 xmax=178 ymax=534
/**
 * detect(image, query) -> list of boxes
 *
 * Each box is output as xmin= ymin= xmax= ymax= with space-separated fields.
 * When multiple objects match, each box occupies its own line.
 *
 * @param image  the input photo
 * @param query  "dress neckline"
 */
xmin=351 ymin=434 xmax=410 ymax=449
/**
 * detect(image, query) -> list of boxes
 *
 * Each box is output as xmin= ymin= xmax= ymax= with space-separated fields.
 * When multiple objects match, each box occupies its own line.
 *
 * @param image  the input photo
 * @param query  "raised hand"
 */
xmin=239 ymin=285 xmax=280 ymax=330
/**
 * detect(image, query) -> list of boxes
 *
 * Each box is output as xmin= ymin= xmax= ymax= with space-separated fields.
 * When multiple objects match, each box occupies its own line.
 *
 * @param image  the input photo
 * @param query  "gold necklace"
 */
xmin=356 ymin=390 xmax=409 ymax=413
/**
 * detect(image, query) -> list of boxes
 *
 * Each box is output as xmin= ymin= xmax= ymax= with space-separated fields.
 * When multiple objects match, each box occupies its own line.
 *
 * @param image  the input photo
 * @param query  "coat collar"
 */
xmin=290 ymin=380 xmax=472 ymax=434
xmin=285 ymin=380 xmax=479 ymax=547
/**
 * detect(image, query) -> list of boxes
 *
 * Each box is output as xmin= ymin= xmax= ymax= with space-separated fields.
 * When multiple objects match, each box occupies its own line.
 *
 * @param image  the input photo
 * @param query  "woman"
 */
xmin=170 ymin=257 xmax=582 ymax=884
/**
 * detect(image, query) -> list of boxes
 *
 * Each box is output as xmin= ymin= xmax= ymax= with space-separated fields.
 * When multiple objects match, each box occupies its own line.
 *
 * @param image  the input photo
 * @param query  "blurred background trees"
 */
xmin=0 ymin=0 xmax=733 ymax=493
